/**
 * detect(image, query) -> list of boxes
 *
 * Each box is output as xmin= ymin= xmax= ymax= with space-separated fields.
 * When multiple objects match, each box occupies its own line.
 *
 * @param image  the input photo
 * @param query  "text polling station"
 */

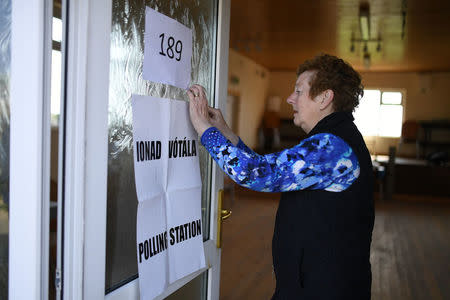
xmin=132 ymin=95 xmax=205 ymax=300
xmin=133 ymin=6 xmax=205 ymax=300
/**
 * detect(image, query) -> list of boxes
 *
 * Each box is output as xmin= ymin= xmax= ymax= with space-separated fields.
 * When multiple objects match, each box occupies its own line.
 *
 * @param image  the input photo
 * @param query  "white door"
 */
xmin=60 ymin=0 xmax=230 ymax=299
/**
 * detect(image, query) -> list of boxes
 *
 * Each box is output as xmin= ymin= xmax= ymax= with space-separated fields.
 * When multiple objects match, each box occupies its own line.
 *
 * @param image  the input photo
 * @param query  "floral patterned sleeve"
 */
xmin=201 ymin=127 xmax=360 ymax=192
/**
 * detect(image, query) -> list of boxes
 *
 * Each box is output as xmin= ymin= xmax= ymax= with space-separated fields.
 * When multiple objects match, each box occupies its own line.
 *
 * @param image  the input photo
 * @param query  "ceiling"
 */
xmin=230 ymin=0 xmax=450 ymax=72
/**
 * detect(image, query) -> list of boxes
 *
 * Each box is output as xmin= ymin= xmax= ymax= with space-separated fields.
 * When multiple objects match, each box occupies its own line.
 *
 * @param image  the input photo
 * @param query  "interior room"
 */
xmin=220 ymin=0 xmax=450 ymax=299
xmin=1 ymin=0 xmax=449 ymax=299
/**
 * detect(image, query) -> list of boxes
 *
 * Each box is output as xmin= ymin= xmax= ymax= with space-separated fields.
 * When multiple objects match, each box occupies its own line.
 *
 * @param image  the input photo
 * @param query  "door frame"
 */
xmin=9 ymin=0 xmax=52 ymax=298
xmin=62 ymin=0 xmax=230 ymax=299
xmin=61 ymin=0 xmax=111 ymax=298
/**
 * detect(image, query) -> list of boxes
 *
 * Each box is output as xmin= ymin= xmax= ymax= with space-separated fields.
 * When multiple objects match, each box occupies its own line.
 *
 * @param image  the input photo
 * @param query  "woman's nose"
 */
xmin=286 ymin=93 xmax=295 ymax=104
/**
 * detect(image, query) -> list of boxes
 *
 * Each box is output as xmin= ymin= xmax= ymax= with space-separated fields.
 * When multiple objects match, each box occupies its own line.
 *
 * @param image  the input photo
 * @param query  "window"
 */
xmin=354 ymin=89 xmax=404 ymax=137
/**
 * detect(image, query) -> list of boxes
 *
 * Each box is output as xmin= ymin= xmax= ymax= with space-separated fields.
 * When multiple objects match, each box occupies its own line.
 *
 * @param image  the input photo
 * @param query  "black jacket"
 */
xmin=271 ymin=112 xmax=374 ymax=299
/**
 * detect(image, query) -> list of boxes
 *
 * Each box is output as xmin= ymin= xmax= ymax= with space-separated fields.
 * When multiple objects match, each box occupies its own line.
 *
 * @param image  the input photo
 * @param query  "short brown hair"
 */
xmin=296 ymin=54 xmax=363 ymax=112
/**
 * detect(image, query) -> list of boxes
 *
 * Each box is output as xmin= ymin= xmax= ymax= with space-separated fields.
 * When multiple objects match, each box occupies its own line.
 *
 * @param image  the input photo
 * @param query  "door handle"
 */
xmin=221 ymin=209 xmax=232 ymax=220
xmin=217 ymin=189 xmax=232 ymax=248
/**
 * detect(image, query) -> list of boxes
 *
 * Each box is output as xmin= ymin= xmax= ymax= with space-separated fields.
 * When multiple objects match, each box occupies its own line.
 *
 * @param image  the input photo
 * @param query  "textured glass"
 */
xmin=106 ymin=0 xmax=217 ymax=293
xmin=0 ymin=0 xmax=11 ymax=298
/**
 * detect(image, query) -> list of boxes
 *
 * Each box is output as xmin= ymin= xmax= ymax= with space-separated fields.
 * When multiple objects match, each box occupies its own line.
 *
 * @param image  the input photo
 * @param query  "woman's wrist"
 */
xmin=195 ymin=121 xmax=213 ymax=137
xmin=221 ymin=126 xmax=239 ymax=145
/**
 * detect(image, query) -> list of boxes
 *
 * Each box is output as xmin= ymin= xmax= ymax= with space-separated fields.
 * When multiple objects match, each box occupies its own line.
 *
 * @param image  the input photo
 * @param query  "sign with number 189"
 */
xmin=143 ymin=7 xmax=192 ymax=89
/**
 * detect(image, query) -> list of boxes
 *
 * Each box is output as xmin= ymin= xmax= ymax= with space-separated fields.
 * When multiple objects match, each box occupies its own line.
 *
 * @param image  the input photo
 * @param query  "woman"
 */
xmin=188 ymin=54 xmax=374 ymax=299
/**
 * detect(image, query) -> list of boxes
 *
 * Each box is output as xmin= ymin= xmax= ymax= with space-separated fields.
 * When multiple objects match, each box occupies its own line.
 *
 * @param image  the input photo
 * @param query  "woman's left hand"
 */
xmin=187 ymin=84 xmax=212 ymax=136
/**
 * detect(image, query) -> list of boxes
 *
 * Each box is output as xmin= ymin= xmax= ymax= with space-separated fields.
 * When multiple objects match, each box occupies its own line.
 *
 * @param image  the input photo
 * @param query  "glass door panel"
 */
xmin=105 ymin=0 xmax=218 ymax=294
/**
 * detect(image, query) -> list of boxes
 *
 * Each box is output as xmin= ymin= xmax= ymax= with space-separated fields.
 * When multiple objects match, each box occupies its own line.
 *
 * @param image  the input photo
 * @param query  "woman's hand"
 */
xmin=187 ymin=84 xmax=239 ymax=145
xmin=187 ymin=84 xmax=212 ymax=136
xmin=208 ymin=107 xmax=239 ymax=145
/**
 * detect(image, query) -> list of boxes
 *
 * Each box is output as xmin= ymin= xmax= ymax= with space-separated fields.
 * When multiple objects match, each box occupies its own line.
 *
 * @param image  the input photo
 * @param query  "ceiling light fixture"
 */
xmin=376 ymin=41 xmax=381 ymax=52
xmin=359 ymin=2 xmax=370 ymax=40
xmin=401 ymin=0 xmax=407 ymax=39
xmin=363 ymin=52 xmax=371 ymax=69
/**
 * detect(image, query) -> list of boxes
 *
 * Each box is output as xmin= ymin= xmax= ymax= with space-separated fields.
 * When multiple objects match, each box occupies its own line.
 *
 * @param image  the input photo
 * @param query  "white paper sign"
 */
xmin=143 ymin=7 xmax=193 ymax=89
xmin=132 ymin=95 xmax=205 ymax=300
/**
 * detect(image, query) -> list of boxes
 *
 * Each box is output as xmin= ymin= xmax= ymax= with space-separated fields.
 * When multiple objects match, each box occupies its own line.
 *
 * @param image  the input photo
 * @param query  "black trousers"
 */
xmin=270 ymin=261 xmax=372 ymax=300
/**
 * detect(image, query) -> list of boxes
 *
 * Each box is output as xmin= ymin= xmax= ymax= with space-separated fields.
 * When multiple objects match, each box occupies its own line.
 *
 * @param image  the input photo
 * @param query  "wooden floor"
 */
xmin=219 ymin=187 xmax=450 ymax=300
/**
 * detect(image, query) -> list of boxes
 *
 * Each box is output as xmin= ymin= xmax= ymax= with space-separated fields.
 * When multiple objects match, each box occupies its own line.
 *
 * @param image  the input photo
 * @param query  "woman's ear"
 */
xmin=319 ymin=89 xmax=334 ymax=110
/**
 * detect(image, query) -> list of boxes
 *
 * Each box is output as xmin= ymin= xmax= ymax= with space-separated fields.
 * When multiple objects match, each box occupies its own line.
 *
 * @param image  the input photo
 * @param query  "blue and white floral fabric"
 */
xmin=201 ymin=127 xmax=360 ymax=192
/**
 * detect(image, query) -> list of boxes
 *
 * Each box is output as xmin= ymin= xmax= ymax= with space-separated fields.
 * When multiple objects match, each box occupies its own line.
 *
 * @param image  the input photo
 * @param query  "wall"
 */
xmin=267 ymin=71 xmax=297 ymax=119
xmin=227 ymin=49 xmax=270 ymax=148
xmin=360 ymin=72 xmax=450 ymax=121
xmin=267 ymin=70 xmax=450 ymax=156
